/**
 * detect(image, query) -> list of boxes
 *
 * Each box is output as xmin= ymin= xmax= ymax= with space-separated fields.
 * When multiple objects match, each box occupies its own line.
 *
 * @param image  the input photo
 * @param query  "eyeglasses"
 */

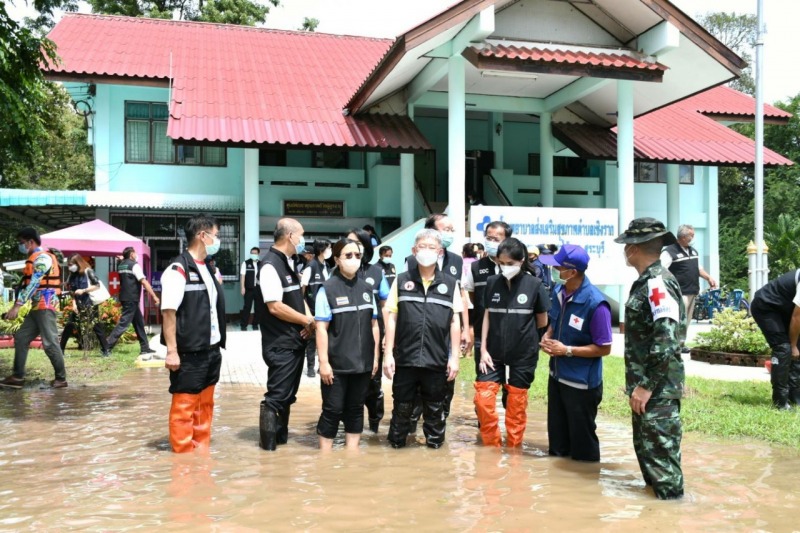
xmin=342 ymin=252 xmax=363 ymax=260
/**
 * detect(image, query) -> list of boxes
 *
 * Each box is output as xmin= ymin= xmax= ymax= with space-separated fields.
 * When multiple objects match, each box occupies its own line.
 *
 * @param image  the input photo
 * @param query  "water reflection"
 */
xmin=1 ymin=370 xmax=799 ymax=530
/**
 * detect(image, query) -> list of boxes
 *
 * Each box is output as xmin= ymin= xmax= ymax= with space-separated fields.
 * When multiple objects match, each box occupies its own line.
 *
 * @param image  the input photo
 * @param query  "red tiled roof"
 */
xmin=46 ymin=14 xmax=430 ymax=151
xmin=553 ymin=86 xmax=794 ymax=167
xmin=683 ymin=85 xmax=791 ymax=120
xmin=472 ymin=45 xmax=667 ymax=72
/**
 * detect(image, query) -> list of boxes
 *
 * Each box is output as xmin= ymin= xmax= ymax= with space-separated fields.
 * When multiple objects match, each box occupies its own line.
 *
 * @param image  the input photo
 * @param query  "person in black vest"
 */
xmin=161 ymin=214 xmax=226 ymax=453
xmin=107 ymin=246 xmax=160 ymax=357
xmin=383 ymin=229 xmax=461 ymax=449
xmin=258 ymin=218 xmax=314 ymax=451
xmin=660 ymin=224 xmax=717 ymax=352
xmin=314 ymin=239 xmax=380 ymax=450
xmin=301 ymin=239 xmax=332 ymax=378
xmin=346 ymin=228 xmax=390 ymax=433
xmin=377 ymin=245 xmax=397 ymax=288
xmin=240 ymin=246 xmax=262 ymax=331
xmin=751 ymin=269 xmax=800 ymax=409
xmin=539 ymin=244 xmax=613 ymax=462
xmin=476 ymin=238 xmax=549 ymax=448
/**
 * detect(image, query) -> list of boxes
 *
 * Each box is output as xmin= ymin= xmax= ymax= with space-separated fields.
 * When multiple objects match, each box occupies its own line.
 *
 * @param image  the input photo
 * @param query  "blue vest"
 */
xmin=548 ymin=277 xmax=608 ymax=389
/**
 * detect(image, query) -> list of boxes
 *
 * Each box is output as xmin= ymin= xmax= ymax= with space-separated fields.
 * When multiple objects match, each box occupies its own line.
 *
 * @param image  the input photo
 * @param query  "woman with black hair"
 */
xmin=60 ymin=253 xmax=111 ymax=356
xmin=301 ymin=239 xmax=332 ymax=377
xmin=346 ymin=228 xmax=390 ymax=432
xmin=314 ymin=239 xmax=380 ymax=450
xmin=475 ymin=237 xmax=549 ymax=448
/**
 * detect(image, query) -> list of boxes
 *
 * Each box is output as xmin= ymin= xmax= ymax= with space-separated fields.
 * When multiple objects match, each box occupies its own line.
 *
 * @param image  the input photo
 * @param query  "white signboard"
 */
xmin=469 ymin=206 xmax=627 ymax=286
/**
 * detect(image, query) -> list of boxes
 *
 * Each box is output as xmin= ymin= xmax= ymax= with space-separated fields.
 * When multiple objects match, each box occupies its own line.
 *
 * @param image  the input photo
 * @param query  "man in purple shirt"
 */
xmin=540 ymin=244 xmax=613 ymax=462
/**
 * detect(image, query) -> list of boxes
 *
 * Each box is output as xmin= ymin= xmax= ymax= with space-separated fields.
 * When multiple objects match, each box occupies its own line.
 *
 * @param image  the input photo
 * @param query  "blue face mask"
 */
xmin=485 ymin=241 xmax=499 ymax=258
xmin=205 ymin=234 xmax=221 ymax=256
xmin=18 ymin=243 xmax=28 ymax=255
xmin=250 ymin=254 xmax=259 ymax=261
xmin=440 ymin=232 xmax=454 ymax=249
xmin=294 ymin=235 xmax=306 ymax=256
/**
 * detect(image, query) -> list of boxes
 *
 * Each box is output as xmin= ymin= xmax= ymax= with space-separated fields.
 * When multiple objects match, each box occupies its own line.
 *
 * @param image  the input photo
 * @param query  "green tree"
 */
xmin=698 ymin=12 xmax=757 ymax=95
xmin=299 ymin=16 xmax=318 ymax=32
xmin=87 ymin=0 xmax=279 ymax=24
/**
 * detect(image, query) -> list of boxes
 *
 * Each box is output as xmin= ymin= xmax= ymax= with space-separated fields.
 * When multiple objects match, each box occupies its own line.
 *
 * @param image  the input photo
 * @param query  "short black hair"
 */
xmin=122 ymin=246 xmax=136 ymax=259
xmin=424 ymin=214 xmax=447 ymax=230
xmin=250 ymin=247 xmax=260 ymax=254
xmin=346 ymin=227 xmax=374 ymax=264
xmin=17 ymin=227 xmax=41 ymax=246
xmin=378 ymin=245 xmax=392 ymax=256
xmin=312 ymin=239 xmax=331 ymax=257
xmin=184 ymin=214 xmax=219 ymax=244
xmin=485 ymin=221 xmax=512 ymax=239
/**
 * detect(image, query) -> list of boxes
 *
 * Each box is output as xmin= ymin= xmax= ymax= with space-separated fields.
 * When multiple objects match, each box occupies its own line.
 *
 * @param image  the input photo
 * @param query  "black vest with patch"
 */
xmin=243 ymin=258 xmax=260 ymax=290
xmin=304 ymin=258 xmax=328 ymax=310
xmin=259 ymin=247 xmax=307 ymax=350
xmin=484 ymin=272 xmax=546 ymax=365
xmin=322 ymin=272 xmax=375 ymax=374
xmin=471 ymin=256 xmax=499 ymax=343
xmin=664 ymin=243 xmax=700 ymax=295
xmin=394 ymin=268 xmax=456 ymax=370
xmin=117 ymin=258 xmax=141 ymax=303
xmin=754 ymin=269 xmax=800 ymax=317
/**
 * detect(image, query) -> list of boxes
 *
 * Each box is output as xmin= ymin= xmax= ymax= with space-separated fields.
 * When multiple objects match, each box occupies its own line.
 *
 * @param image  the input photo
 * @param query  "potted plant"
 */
xmin=0 ymin=300 xmax=35 ymax=348
xmin=691 ymin=308 xmax=770 ymax=367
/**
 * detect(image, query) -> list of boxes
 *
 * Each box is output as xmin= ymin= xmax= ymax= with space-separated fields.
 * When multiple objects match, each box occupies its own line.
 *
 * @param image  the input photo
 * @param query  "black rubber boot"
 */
xmin=388 ymin=401 xmax=415 ymax=448
xmin=277 ymin=406 xmax=290 ymax=445
xmin=443 ymin=379 xmax=455 ymax=419
xmin=788 ymin=358 xmax=800 ymax=406
xmin=422 ymin=400 xmax=446 ymax=449
xmin=771 ymin=344 xmax=792 ymax=409
xmin=408 ymin=396 xmax=423 ymax=434
xmin=259 ymin=401 xmax=278 ymax=451
xmin=367 ymin=389 xmax=384 ymax=433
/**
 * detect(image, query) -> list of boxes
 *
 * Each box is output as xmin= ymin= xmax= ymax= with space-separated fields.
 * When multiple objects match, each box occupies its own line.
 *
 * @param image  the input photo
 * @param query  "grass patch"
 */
xmin=459 ymin=353 xmax=800 ymax=450
xmin=0 ymin=342 xmax=141 ymax=385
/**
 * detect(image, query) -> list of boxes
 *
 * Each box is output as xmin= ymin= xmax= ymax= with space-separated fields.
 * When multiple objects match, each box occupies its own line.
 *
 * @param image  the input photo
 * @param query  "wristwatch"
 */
xmin=565 ymin=346 xmax=574 ymax=357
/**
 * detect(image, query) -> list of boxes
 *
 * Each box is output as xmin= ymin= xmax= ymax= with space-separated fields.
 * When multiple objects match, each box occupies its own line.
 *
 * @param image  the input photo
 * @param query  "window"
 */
xmin=312 ymin=150 xmax=349 ymax=169
xmin=125 ymin=101 xmax=226 ymax=166
xmin=259 ymin=149 xmax=287 ymax=166
xmin=528 ymin=154 xmax=588 ymax=177
xmin=634 ymin=163 xmax=695 ymax=184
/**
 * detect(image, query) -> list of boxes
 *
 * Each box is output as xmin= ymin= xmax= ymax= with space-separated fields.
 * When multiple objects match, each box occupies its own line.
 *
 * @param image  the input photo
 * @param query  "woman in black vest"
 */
xmin=476 ymin=238 xmax=549 ymax=448
xmin=60 ymin=254 xmax=111 ymax=356
xmin=302 ymin=238 xmax=331 ymax=378
xmin=315 ymin=239 xmax=380 ymax=451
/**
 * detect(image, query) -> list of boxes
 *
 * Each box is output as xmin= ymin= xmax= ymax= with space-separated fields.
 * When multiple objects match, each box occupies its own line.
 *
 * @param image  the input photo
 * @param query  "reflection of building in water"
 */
xmin=2 ymin=0 xmax=792 ymax=321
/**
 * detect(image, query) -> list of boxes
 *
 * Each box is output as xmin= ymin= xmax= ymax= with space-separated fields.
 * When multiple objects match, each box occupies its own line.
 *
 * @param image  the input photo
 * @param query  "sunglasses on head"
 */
xmin=342 ymin=252 xmax=363 ymax=260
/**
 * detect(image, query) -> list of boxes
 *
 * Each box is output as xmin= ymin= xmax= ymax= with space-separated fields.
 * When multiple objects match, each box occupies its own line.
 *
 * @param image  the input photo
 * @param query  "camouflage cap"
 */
xmin=614 ymin=217 xmax=677 ymax=245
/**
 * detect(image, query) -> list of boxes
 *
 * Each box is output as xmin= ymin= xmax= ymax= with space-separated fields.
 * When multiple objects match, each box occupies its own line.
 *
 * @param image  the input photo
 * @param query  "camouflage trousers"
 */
xmin=631 ymin=399 xmax=683 ymax=500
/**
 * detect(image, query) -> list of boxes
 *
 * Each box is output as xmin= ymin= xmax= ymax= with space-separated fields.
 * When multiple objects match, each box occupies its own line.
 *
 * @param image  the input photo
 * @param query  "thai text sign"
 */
xmin=283 ymin=200 xmax=344 ymax=218
xmin=469 ymin=206 xmax=625 ymax=285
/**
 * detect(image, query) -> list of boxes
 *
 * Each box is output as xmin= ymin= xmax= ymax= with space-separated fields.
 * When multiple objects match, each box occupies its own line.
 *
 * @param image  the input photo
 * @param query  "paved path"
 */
xmin=146 ymin=321 xmax=770 ymax=386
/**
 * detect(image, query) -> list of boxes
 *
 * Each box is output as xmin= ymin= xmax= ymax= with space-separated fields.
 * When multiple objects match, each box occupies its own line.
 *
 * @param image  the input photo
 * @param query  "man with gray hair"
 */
xmin=383 ymin=229 xmax=461 ymax=449
xmin=660 ymin=224 xmax=717 ymax=352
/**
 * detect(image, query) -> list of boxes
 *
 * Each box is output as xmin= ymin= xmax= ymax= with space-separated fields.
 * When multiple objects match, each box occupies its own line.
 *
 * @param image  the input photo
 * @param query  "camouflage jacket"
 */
xmin=624 ymin=260 xmax=685 ymax=399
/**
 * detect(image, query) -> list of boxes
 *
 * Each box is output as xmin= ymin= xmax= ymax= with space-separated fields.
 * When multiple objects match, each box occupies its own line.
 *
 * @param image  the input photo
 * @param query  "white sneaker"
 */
xmin=151 ymin=352 xmax=166 ymax=361
xmin=140 ymin=352 xmax=153 ymax=361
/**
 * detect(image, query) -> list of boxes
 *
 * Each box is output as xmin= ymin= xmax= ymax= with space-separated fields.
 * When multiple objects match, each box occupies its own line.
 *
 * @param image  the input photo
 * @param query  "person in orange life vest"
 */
xmin=539 ymin=244 xmax=613 ymax=462
xmin=161 ymin=214 xmax=227 ymax=453
xmin=476 ymin=238 xmax=549 ymax=447
xmin=0 ymin=227 xmax=67 ymax=389
xmin=315 ymin=239 xmax=380 ymax=451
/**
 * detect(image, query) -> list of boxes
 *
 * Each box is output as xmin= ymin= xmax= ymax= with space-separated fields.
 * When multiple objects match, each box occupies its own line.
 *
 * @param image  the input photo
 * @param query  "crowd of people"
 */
xmin=5 ymin=212 xmax=800 ymax=503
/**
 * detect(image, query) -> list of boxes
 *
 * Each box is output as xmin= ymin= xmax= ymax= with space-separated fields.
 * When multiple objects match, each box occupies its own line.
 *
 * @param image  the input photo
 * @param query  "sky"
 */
xmin=7 ymin=0 xmax=799 ymax=103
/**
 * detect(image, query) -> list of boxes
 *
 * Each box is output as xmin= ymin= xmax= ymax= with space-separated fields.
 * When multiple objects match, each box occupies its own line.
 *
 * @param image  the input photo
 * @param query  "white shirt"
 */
xmin=462 ymin=260 xmax=499 ymax=292
xmin=161 ymin=260 xmax=221 ymax=345
xmin=131 ymin=262 xmax=145 ymax=282
xmin=300 ymin=262 xmax=330 ymax=287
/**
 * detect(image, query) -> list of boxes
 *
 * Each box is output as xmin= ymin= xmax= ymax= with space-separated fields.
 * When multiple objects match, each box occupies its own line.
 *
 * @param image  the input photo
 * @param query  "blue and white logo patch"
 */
xmin=363 ymin=292 xmax=371 ymax=302
xmin=517 ymin=294 xmax=528 ymax=304
xmin=450 ymin=266 xmax=458 ymax=276
xmin=437 ymin=283 xmax=448 ymax=294
xmin=335 ymin=296 xmax=349 ymax=306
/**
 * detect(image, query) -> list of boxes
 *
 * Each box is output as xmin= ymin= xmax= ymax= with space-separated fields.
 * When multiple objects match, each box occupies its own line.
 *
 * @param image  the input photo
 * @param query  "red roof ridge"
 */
xmin=59 ymin=13 xmax=394 ymax=43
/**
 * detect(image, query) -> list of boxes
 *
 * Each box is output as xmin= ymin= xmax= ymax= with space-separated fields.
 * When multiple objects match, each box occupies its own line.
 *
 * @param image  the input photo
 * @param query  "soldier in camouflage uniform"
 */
xmin=615 ymin=218 xmax=686 ymax=500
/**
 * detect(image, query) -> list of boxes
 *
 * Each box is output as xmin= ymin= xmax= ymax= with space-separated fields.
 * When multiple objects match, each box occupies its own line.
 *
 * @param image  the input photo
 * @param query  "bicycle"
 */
xmin=692 ymin=287 xmax=750 ymax=322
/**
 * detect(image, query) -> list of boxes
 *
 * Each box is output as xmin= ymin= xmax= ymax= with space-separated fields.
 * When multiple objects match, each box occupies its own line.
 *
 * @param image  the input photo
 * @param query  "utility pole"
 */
xmin=753 ymin=0 xmax=766 ymax=292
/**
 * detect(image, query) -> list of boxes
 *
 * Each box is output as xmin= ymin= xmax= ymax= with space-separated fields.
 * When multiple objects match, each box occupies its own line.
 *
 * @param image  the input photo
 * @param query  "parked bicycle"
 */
xmin=692 ymin=287 xmax=750 ymax=322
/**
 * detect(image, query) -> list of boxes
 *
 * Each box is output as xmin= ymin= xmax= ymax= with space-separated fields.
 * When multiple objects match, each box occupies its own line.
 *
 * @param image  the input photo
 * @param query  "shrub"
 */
xmin=695 ymin=308 xmax=770 ymax=354
xmin=0 ymin=300 xmax=32 ymax=334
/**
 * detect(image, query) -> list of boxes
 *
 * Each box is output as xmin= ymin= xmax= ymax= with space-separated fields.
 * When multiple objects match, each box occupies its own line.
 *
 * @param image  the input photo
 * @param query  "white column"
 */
xmin=540 ymin=112 xmax=554 ymax=207
xmin=616 ymin=80 xmax=635 ymax=231
xmin=400 ymin=105 xmax=416 ymax=227
xmin=243 ymin=149 xmax=260 ymax=252
xmin=666 ymin=164 xmax=680 ymax=233
xmin=448 ymin=55 xmax=466 ymax=240
xmin=705 ymin=166 xmax=720 ymax=283
xmin=491 ymin=112 xmax=504 ymax=169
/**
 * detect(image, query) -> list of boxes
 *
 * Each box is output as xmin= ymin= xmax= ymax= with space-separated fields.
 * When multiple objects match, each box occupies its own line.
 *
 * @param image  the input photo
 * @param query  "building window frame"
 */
xmin=633 ymin=162 xmax=695 ymax=184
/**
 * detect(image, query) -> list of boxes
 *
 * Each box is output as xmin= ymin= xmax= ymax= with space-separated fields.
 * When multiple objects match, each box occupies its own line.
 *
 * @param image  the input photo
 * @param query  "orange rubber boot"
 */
xmin=192 ymin=385 xmax=216 ymax=449
xmin=170 ymin=393 xmax=201 ymax=453
xmin=473 ymin=381 xmax=502 ymax=447
xmin=504 ymin=384 xmax=529 ymax=448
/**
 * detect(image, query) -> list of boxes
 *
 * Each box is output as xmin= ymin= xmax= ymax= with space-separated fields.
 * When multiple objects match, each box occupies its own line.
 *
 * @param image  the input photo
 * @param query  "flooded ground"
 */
xmin=1 ymin=370 xmax=799 ymax=531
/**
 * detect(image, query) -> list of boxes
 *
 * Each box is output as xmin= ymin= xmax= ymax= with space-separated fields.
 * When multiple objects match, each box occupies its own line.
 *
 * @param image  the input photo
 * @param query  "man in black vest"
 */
xmin=384 ymin=229 xmax=461 ymax=449
xmin=751 ymin=269 xmax=800 ymax=409
xmin=161 ymin=214 xmax=226 ymax=452
xmin=258 ymin=218 xmax=314 ymax=451
xmin=660 ymin=224 xmax=717 ymax=352
xmin=240 ymin=246 xmax=262 ymax=331
xmin=377 ymin=245 xmax=397 ymax=288
xmin=107 ymin=246 xmax=161 ymax=357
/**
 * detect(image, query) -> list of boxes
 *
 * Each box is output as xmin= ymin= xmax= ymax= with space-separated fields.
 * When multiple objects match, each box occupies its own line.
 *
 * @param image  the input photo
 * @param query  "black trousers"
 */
xmin=317 ymin=372 xmax=371 ymax=438
xmin=389 ymin=366 xmax=448 ymax=448
xmin=475 ymin=358 xmax=537 ymax=389
xmin=107 ymin=301 xmax=149 ymax=350
xmin=169 ymin=345 xmax=222 ymax=394
xmin=60 ymin=306 xmax=109 ymax=352
xmin=262 ymin=344 xmax=306 ymax=414
xmin=240 ymin=288 xmax=261 ymax=329
xmin=752 ymin=300 xmax=800 ymax=405
xmin=547 ymin=376 xmax=603 ymax=462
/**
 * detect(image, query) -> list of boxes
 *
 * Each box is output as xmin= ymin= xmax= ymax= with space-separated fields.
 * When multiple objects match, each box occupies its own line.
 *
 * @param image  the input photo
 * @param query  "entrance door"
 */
xmin=148 ymin=238 xmax=183 ymax=292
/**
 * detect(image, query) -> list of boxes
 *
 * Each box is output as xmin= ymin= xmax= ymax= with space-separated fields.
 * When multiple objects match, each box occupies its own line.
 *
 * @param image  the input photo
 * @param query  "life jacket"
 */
xmin=22 ymin=249 xmax=61 ymax=294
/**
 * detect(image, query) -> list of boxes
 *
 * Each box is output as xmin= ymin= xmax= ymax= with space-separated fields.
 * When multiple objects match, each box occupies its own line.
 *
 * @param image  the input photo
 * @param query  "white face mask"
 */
xmin=415 ymin=249 xmax=439 ymax=267
xmin=323 ymin=249 xmax=332 ymax=260
xmin=500 ymin=264 xmax=521 ymax=280
xmin=381 ymin=256 xmax=393 ymax=264
xmin=68 ymin=264 xmax=78 ymax=273
xmin=339 ymin=257 xmax=361 ymax=275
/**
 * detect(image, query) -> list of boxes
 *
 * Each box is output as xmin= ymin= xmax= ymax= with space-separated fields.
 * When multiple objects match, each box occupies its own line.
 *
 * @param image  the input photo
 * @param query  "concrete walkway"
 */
xmin=144 ymin=320 xmax=770 ymax=385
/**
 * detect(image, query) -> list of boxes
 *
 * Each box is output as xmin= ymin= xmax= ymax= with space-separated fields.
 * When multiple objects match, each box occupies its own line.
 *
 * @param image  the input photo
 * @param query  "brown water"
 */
xmin=1 ymin=371 xmax=799 ymax=531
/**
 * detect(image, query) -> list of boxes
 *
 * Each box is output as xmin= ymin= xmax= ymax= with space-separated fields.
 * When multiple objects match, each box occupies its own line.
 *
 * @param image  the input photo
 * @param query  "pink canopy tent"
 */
xmin=41 ymin=219 xmax=150 ymax=263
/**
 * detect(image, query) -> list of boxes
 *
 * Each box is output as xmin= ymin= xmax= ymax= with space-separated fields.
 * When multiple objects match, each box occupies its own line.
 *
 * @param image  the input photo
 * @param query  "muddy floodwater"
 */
xmin=2 ymin=369 xmax=800 ymax=531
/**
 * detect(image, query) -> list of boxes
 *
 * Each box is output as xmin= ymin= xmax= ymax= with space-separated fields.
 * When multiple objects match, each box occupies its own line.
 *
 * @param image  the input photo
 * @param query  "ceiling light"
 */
xmin=481 ymin=70 xmax=538 ymax=80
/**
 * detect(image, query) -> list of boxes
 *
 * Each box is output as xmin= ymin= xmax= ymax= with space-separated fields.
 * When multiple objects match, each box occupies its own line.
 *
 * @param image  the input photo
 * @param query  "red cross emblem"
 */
xmin=108 ymin=272 xmax=120 ymax=295
xmin=572 ymin=316 xmax=580 ymax=324
xmin=649 ymin=287 xmax=666 ymax=306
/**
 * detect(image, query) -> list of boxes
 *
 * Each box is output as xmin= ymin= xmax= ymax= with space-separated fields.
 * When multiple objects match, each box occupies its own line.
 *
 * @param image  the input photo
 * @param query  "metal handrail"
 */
xmin=486 ymin=171 xmax=512 ymax=206
xmin=414 ymin=176 xmax=434 ymax=215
